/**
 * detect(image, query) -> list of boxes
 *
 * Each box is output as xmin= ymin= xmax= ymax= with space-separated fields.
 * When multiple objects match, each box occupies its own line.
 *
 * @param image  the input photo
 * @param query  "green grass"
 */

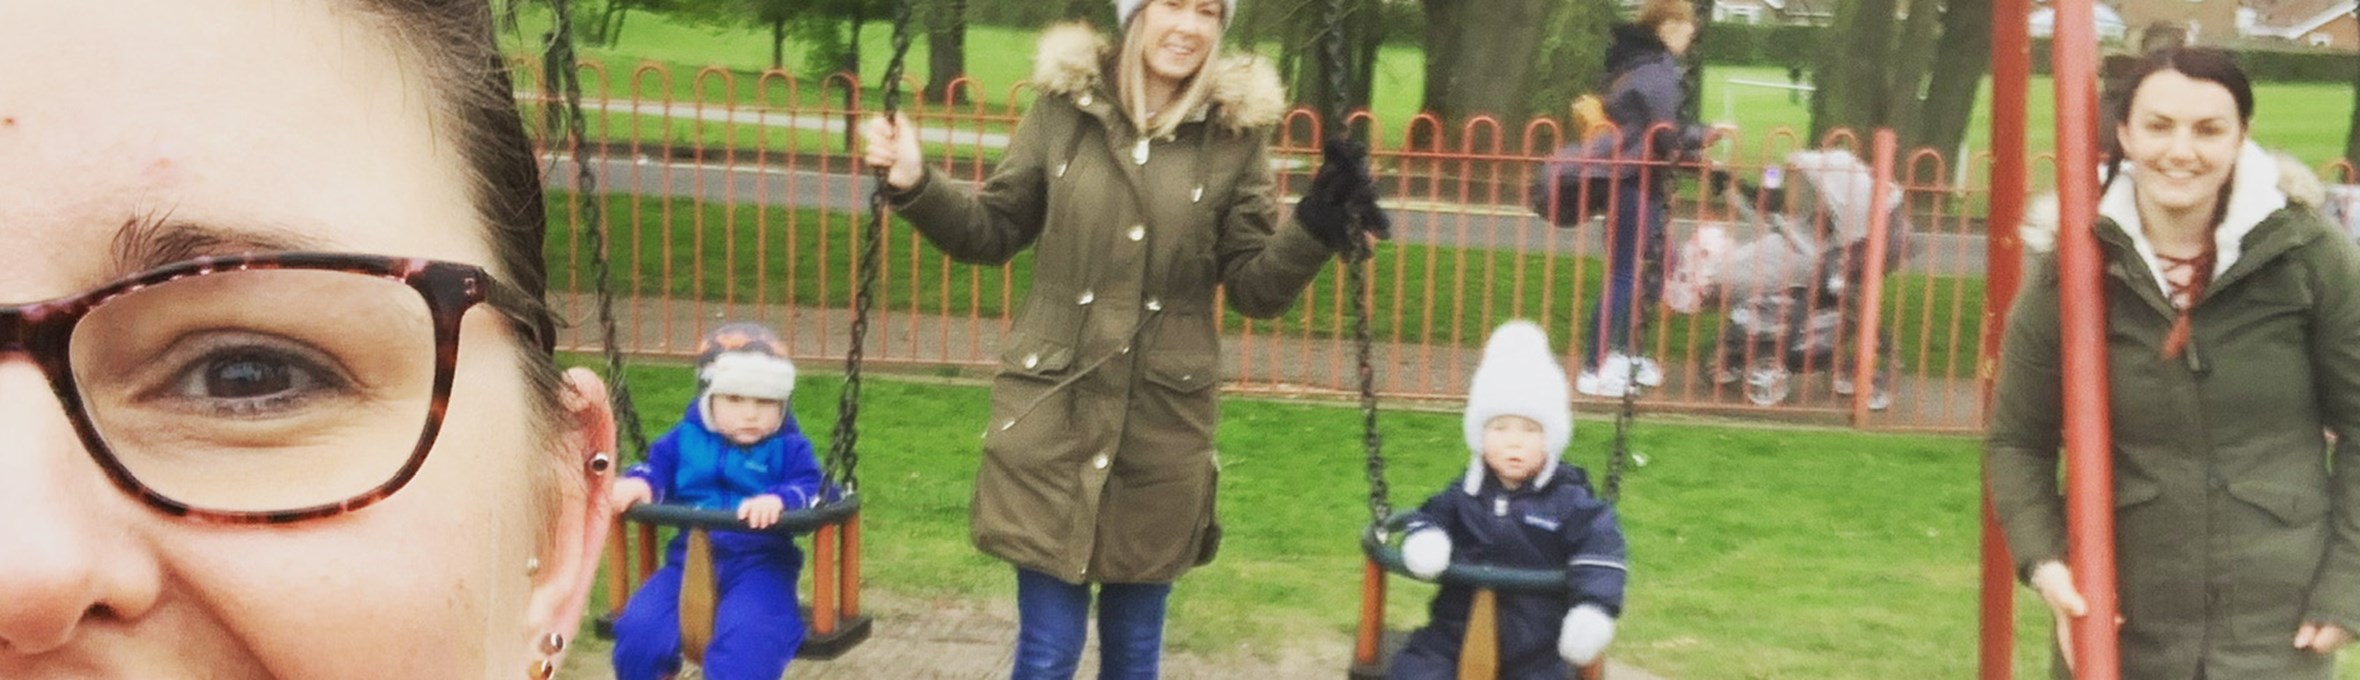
xmin=566 ymin=359 xmax=2307 ymax=678
xmin=501 ymin=6 xmax=2359 ymax=174
xmin=547 ymin=190 xmax=1990 ymax=380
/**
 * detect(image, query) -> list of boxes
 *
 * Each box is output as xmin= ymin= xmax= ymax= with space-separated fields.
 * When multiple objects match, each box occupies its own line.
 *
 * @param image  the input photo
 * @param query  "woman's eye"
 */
xmin=164 ymin=346 xmax=348 ymax=414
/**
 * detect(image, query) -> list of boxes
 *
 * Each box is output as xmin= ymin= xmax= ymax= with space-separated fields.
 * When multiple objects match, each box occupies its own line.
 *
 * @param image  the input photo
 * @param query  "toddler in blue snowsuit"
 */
xmin=1391 ymin=321 xmax=1630 ymax=680
xmin=610 ymin=350 xmax=823 ymax=680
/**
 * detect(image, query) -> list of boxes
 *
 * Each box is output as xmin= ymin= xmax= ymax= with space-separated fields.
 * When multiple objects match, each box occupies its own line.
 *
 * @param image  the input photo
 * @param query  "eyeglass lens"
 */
xmin=66 ymin=268 xmax=439 ymax=513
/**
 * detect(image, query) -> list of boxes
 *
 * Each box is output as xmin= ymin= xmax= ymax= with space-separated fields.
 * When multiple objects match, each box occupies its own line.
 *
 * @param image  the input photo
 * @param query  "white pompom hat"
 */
xmin=1115 ymin=0 xmax=1237 ymax=27
xmin=1461 ymin=320 xmax=1575 ymax=494
xmin=698 ymin=351 xmax=797 ymax=427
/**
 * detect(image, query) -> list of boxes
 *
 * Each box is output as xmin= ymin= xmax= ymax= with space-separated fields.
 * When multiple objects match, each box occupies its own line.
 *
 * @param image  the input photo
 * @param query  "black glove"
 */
xmin=1294 ymin=138 xmax=1393 ymax=257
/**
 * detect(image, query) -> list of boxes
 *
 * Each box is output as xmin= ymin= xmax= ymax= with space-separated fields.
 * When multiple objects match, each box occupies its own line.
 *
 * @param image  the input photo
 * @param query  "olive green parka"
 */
xmin=887 ymin=24 xmax=1332 ymax=584
xmin=1989 ymin=142 xmax=2360 ymax=678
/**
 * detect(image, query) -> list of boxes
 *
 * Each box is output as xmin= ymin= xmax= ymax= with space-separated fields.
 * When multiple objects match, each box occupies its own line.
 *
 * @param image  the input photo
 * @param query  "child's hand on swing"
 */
xmin=607 ymin=478 xmax=653 ymax=515
xmin=738 ymin=494 xmax=787 ymax=529
xmin=1400 ymin=528 xmax=1452 ymax=579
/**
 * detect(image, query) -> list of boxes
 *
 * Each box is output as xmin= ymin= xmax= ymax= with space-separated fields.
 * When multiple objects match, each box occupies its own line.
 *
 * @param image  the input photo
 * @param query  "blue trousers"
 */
xmin=1583 ymin=173 xmax=1669 ymax=370
xmin=1012 ymin=567 xmax=1174 ymax=680
xmin=612 ymin=535 xmax=805 ymax=680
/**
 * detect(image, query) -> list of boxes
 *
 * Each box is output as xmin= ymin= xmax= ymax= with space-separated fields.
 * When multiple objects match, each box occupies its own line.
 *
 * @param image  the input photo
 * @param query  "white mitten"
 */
xmin=1558 ymin=604 xmax=1617 ymax=666
xmin=1400 ymin=528 xmax=1452 ymax=579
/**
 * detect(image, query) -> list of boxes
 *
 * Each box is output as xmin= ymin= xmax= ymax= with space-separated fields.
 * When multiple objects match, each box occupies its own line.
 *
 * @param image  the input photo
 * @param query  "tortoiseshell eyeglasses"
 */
xmin=2 ymin=253 xmax=541 ymax=524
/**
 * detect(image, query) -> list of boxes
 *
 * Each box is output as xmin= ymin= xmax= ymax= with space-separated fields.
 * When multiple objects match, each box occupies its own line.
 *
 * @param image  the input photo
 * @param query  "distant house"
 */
xmin=2029 ymin=2 xmax=2133 ymax=39
xmin=2112 ymin=0 xmax=2243 ymax=45
xmin=1712 ymin=0 xmax=1836 ymax=26
xmin=2241 ymin=0 xmax=2359 ymax=50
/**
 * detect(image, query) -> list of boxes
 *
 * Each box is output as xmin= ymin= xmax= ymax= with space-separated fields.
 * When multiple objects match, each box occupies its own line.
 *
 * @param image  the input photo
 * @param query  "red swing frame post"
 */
xmin=1977 ymin=0 xmax=2034 ymax=671
xmin=2048 ymin=0 xmax=2123 ymax=674
xmin=1983 ymin=0 xmax=2117 ymax=673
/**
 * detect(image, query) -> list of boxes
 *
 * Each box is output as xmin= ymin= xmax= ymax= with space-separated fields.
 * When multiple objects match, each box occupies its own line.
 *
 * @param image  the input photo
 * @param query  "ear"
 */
xmin=523 ymin=367 xmax=619 ymax=664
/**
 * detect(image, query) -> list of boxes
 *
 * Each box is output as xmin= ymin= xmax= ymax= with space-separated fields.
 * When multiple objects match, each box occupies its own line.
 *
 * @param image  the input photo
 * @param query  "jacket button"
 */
xmin=1024 ymin=353 xmax=1040 ymax=369
xmin=1078 ymin=93 xmax=1093 ymax=107
xmin=1092 ymin=454 xmax=1110 ymax=470
xmin=1127 ymin=224 xmax=1146 ymax=241
xmin=1077 ymin=290 xmax=1095 ymax=305
xmin=1146 ymin=298 xmax=1163 ymax=312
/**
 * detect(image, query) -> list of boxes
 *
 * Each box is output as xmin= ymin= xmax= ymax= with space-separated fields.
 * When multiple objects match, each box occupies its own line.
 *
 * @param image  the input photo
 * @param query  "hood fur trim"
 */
xmin=2020 ymin=141 xmax=2324 ymax=254
xmin=1029 ymin=22 xmax=1286 ymax=131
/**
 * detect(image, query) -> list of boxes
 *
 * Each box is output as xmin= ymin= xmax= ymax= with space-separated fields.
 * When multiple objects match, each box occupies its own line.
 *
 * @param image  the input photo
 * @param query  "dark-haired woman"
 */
xmin=1989 ymin=46 xmax=2360 ymax=678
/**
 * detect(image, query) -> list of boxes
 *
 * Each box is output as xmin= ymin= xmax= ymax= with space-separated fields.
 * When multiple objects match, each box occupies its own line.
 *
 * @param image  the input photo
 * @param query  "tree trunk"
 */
xmin=769 ymin=17 xmax=787 ymax=71
xmin=1418 ymin=0 xmax=1552 ymax=147
xmin=2345 ymin=51 xmax=2360 ymax=171
xmin=1916 ymin=0 xmax=1992 ymax=160
xmin=1878 ymin=0 xmax=1944 ymax=145
xmin=1809 ymin=0 xmax=1898 ymax=139
xmin=925 ymin=0 xmax=970 ymax=105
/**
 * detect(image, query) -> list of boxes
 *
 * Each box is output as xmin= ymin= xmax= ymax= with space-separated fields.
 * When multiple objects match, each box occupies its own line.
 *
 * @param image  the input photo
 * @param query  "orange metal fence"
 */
xmin=518 ymin=61 xmax=2360 ymax=433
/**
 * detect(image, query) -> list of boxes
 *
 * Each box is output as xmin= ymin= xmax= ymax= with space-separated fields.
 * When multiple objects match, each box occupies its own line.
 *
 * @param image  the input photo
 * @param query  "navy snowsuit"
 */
xmin=1390 ymin=464 xmax=1629 ymax=680
xmin=611 ymin=405 xmax=823 ymax=680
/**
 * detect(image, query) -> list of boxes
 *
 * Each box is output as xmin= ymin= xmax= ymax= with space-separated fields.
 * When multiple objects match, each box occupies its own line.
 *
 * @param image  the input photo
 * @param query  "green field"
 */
xmin=501 ymin=7 xmax=2359 ymax=171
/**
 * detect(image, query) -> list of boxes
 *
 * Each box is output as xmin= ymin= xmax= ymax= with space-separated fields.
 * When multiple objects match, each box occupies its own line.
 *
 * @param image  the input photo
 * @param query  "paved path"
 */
xmin=558 ymin=590 xmax=1670 ymax=680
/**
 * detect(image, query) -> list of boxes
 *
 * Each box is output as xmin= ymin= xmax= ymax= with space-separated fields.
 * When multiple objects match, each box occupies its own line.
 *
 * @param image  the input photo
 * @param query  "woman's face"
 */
xmin=0 ymin=1 xmax=613 ymax=677
xmin=2117 ymin=68 xmax=2247 ymax=220
xmin=1657 ymin=19 xmax=1697 ymax=57
xmin=1137 ymin=0 xmax=1226 ymax=88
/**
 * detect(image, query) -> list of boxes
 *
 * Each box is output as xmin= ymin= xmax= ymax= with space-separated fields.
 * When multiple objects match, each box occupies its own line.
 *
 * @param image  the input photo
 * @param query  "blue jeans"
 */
xmin=1012 ymin=567 xmax=1174 ymax=680
xmin=1583 ymin=172 xmax=1669 ymax=370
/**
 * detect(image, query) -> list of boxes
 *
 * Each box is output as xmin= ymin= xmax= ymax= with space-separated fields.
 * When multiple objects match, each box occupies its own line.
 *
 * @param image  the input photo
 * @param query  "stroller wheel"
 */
xmin=1744 ymin=359 xmax=1792 ymax=406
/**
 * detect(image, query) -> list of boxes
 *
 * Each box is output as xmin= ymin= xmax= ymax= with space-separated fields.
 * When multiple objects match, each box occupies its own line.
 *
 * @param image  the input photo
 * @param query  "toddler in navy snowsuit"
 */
xmin=1390 ymin=321 xmax=1630 ymax=680
xmin=610 ymin=350 xmax=823 ymax=680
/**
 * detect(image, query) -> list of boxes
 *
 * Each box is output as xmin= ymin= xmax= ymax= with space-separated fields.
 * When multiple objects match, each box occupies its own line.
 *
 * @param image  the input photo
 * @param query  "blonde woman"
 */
xmin=862 ymin=0 xmax=1386 ymax=676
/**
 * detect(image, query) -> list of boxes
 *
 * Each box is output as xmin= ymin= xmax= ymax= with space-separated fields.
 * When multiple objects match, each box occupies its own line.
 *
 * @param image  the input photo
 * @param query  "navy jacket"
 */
xmin=1396 ymin=464 xmax=1628 ymax=679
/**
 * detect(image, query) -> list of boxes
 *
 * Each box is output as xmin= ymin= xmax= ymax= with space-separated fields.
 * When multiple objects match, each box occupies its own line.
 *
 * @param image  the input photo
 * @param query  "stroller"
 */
xmin=1682 ymin=150 xmax=1910 ymax=408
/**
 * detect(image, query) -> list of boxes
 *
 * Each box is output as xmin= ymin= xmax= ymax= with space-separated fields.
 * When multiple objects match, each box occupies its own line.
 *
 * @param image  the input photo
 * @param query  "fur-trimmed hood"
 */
xmin=2021 ymin=141 xmax=2327 ymax=255
xmin=1029 ymin=22 xmax=1286 ymax=133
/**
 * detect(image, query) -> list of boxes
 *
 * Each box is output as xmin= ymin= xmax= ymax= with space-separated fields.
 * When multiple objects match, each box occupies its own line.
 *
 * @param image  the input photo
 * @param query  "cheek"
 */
xmin=156 ymin=322 xmax=540 ymax=677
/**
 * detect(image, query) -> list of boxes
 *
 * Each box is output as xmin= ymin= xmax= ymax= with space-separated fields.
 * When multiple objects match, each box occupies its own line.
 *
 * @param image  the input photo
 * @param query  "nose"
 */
xmin=0 ymin=360 xmax=159 ymax=655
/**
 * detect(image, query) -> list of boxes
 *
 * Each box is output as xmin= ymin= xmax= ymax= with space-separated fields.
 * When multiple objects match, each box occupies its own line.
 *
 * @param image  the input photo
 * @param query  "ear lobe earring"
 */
xmin=588 ymin=452 xmax=613 ymax=473
xmin=525 ymin=557 xmax=542 ymax=577
xmin=526 ymin=633 xmax=567 ymax=679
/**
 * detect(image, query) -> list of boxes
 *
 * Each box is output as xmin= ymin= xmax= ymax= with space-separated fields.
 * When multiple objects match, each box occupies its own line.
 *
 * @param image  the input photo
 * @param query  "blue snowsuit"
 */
xmin=1390 ymin=464 xmax=1629 ymax=680
xmin=612 ymin=405 xmax=823 ymax=680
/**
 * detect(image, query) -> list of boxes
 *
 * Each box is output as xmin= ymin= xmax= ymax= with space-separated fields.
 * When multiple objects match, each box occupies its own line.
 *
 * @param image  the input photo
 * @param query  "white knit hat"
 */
xmin=1115 ymin=0 xmax=1237 ymax=27
xmin=1461 ymin=320 xmax=1575 ymax=494
xmin=698 ymin=351 xmax=797 ymax=426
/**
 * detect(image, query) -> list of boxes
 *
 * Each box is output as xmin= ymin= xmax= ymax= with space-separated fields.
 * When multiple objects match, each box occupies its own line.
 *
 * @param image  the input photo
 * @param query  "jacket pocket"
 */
xmin=1142 ymin=351 xmax=1219 ymax=394
xmin=999 ymin=332 xmax=1077 ymax=380
xmin=2115 ymin=477 xmax=2163 ymax=509
xmin=2226 ymin=480 xmax=2329 ymax=526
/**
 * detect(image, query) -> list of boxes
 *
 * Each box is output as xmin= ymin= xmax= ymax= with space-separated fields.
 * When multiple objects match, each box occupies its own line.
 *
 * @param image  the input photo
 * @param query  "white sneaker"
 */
xmin=1629 ymin=356 xmax=1665 ymax=387
xmin=1576 ymin=370 xmax=1632 ymax=398
xmin=1577 ymin=354 xmax=1634 ymax=397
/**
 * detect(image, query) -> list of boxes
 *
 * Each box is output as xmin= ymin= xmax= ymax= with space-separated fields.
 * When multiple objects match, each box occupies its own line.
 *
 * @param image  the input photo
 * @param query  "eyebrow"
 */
xmin=110 ymin=211 xmax=329 ymax=275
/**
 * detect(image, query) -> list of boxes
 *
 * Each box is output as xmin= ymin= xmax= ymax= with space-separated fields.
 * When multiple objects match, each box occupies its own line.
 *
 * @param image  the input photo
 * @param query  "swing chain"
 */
xmin=1316 ymin=0 xmax=1389 ymax=527
xmin=828 ymin=0 xmax=918 ymax=496
xmin=547 ymin=0 xmax=648 ymax=458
